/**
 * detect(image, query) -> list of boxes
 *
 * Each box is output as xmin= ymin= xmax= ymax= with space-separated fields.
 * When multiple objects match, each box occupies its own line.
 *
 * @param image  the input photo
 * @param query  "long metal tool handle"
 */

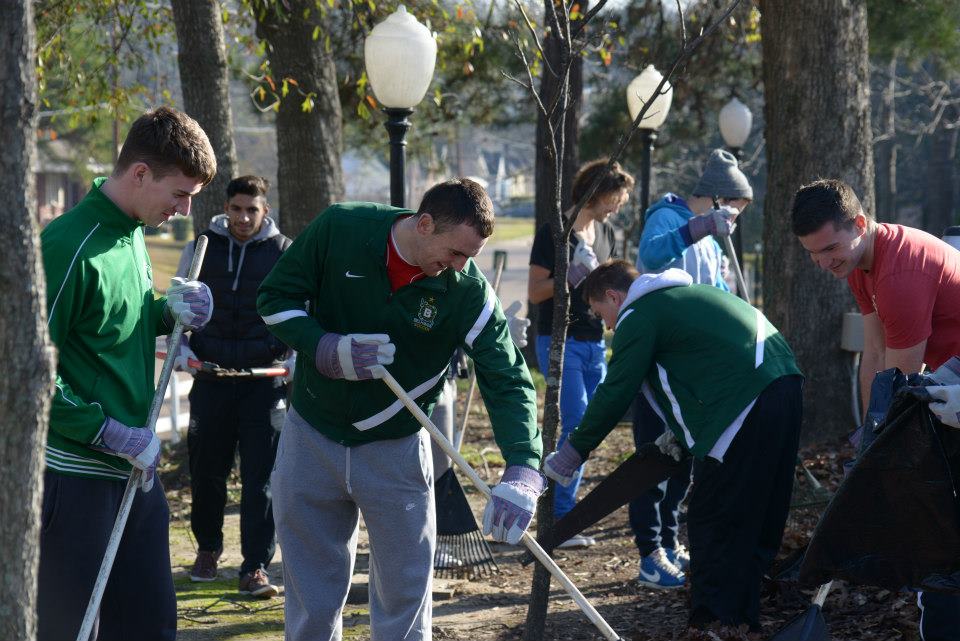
xmin=77 ymin=235 xmax=209 ymax=641
xmin=377 ymin=367 xmax=623 ymax=641
xmin=453 ymin=252 xmax=508 ymax=452
xmin=813 ymin=580 xmax=833 ymax=608
xmin=722 ymin=235 xmax=750 ymax=304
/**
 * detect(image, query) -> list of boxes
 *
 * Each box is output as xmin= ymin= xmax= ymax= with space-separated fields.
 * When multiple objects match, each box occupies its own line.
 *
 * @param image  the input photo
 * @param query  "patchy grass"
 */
xmin=490 ymin=217 xmax=533 ymax=244
xmin=147 ymin=234 xmax=191 ymax=293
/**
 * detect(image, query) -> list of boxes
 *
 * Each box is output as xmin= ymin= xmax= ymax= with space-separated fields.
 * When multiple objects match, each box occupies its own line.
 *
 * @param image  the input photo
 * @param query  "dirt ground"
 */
xmin=160 ymin=404 xmax=923 ymax=641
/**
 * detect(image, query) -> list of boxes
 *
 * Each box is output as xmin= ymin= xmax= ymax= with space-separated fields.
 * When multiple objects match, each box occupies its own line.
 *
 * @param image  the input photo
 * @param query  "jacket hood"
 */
xmin=647 ymin=193 xmax=694 ymax=221
xmin=207 ymin=213 xmax=280 ymax=244
xmin=616 ymin=269 xmax=692 ymax=328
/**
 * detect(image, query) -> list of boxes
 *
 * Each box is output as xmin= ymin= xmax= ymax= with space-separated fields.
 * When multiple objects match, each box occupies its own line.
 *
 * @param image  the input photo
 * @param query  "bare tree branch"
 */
xmin=513 ymin=0 xmax=557 ymax=77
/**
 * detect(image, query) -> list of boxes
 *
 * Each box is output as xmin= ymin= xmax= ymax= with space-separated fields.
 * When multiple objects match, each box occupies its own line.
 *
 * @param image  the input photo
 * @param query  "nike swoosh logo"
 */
xmin=639 ymin=568 xmax=661 ymax=583
xmin=345 ymin=271 xmax=365 ymax=278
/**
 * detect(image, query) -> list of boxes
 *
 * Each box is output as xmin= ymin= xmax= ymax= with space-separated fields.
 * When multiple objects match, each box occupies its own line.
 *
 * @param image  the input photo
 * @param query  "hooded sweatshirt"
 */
xmin=568 ymin=270 xmax=801 ymax=460
xmin=638 ymin=193 xmax=729 ymax=290
xmin=176 ymin=214 xmax=291 ymax=369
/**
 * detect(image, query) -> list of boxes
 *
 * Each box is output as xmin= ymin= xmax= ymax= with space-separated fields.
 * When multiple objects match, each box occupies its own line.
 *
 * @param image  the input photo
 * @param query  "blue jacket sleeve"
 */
xmin=639 ymin=209 xmax=691 ymax=271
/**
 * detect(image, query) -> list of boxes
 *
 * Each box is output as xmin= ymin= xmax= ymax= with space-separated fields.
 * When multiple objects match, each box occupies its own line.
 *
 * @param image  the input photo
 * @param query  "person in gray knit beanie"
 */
xmin=693 ymin=149 xmax=754 ymax=200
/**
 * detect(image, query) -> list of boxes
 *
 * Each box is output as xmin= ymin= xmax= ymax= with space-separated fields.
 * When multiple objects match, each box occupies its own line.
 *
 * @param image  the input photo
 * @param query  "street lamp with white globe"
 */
xmin=718 ymin=96 xmax=753 ymax=264
xmin=364 ymin=5 xmax=437 ymax=207
xmin=626 ymin=65 xmax=673 ymax=219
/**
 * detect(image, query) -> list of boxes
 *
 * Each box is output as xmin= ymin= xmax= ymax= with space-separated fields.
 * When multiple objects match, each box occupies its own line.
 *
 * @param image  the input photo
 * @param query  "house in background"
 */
xmin=34 ymin=138 xmax=107 ymax=227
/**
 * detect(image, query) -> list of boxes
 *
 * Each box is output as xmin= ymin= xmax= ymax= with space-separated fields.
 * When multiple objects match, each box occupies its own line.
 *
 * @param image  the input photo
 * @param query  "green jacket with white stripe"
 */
xmin=256 ymin=202 xmax=542 ymax=469
xmin=569 ymin=270 xmax=801 ymax=460
xmin=41 ymin=178 xmax=173 ymax=480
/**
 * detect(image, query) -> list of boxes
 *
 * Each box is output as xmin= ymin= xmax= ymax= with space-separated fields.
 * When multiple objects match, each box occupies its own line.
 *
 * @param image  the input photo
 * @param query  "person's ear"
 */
xmin=416 ymin=213 xmax=435 ymax=235
xmin=854 ymin=211 xmax=868 ymax=235
xmin=132 ymin=163 xmax=149 ymax=187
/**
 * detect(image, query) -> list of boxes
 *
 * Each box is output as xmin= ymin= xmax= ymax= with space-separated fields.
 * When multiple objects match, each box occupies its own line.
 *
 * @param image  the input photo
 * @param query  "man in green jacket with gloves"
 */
xmin=544 ymin=259 xmax=803 ymax=634
xmin=257 ymin=178 xmax=543 ymax=641
xmin=38 ymin=107 xmax=216 ymax=641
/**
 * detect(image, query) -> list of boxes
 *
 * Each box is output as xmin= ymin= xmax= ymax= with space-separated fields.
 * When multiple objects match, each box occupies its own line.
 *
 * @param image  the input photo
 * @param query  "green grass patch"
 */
xmin=460 ymin=443 xmax=506 ymax=468
xmin=490 ymin=217 xmax=533 ymax=244
xmin=175 ymin=576 xmax=285 ymax=640
xmin=146 ymin=235 xmax=191 ymax=293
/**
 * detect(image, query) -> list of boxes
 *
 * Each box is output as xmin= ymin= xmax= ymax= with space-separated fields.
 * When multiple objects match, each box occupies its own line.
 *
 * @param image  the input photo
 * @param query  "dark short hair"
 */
xmin=418 ymin=178 xmax=495 ymax=238
xmin=791 ymin=179 xmax=867 ymax=236
xmin=114 ymin=107 xmax=217 ymax=185
xmin=227 ymin=175 xmax=270 ymax=200
xmin=582 ymin=259 xmax=640 ymax=303
xmin=572 ymin=159 xmax=636 ymax=207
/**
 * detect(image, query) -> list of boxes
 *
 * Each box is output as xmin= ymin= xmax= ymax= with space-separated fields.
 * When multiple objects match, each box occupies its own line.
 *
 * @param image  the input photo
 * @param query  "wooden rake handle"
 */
xmin=76 ymin=235 xmax=209 ymax=641
xmin=375 ymin=366 xmax=623 ymax=641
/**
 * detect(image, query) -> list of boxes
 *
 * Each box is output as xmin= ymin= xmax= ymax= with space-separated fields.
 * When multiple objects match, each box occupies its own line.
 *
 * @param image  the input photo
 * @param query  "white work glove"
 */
xmin=166 ymin=277 xmax=213 ymax=330
xmin=655 ymin=429 xmax=684 ymax=462
xmin=315 ymin=332 xmax=395 ymax=381
xmin=927 ymin=385 xmax=960 ymax=428
xmin=283 ymin=352 xmax=296 ymax=384
xmin=567 ymin=240 xmax=600 ymax=289
xmin=482 ymin=465 xmax=544 ymax=545
xmin=168 ymin=335 xmax=198 ymax=375
xmin=504 ymin=301 xmax=530 ymax=349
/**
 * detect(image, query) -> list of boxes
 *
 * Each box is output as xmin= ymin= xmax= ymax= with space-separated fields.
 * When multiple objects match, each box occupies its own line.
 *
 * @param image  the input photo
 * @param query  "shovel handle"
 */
xmin=76 ymin=235 xmax=209 ymax=641
xmin=376 ymin=366 xmax=623 ymax=641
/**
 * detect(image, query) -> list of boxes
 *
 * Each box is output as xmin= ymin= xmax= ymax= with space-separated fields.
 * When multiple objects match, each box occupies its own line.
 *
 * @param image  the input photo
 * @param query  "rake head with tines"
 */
xmin=433 ymin=468 xmax=498 ymax=579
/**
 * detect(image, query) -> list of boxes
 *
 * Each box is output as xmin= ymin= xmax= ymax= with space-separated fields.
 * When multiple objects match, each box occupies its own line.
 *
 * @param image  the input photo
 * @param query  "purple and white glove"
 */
xmin=315 ymin=332 xmax=396 ymax=381
xmin=567 ymin=240 xmax=600 ymax=289
xmin=686 ymin=205 xmax=738 ymax=243
xmin=93 ymin=417 xmax=161 ymax=493
xmin=166 ymin=277 xmax=213 ymax=330
xmin=169 ymin=334 xmax=198 ymax=375
xmin=542 ymin=440 xmax=584 ymax=487
xmin=482 ymin=465 xmax=544 ymax=545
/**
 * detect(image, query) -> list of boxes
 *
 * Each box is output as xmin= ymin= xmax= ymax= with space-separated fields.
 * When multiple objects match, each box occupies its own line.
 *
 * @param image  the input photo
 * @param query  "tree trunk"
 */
xmin=922 ymin=60 xmax=958 ymax=235
xmin=875 ymin=55 xmax=897 ymax=223
xmin=254 ymin=1 xmax=344 ymax=239
xmin=170 ymin=0 xmax=238 ymax=236
xmin=524 ymin=4 xmax=585 ymax=370
xmin=759 ymin=0 xmax=874 ymax=443
xmin=0 ymin=2 xmax=55 ymax=638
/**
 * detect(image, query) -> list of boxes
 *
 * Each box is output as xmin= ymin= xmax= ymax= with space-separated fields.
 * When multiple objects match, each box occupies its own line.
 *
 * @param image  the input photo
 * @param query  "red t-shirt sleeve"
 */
xmin=873 ymin=270 xmax=938 ymax=349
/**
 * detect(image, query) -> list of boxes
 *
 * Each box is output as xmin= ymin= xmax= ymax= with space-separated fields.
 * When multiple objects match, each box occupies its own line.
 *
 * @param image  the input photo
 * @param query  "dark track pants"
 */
xmin=188 ymin=377 xmax=284 ymax=574
xmin=628 ymin=392 xmax=692 ymax=556
xmin=38 ymin=470 xmax=176 ymax=641
xmin=687 ymin=375 xmax=803 ymax=631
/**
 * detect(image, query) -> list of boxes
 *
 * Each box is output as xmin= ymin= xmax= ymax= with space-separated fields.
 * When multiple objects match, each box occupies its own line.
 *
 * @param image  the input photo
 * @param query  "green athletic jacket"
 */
xmin=42 ymin=178 xmax=173 ymax=480
xmin=569 ymin=271 xmax=802 ymax=459
xmin=257 ymin=202 xmax=542 ymax=468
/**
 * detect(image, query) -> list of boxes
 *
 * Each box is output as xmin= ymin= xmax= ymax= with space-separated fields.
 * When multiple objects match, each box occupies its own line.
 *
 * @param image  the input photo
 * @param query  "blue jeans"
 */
xmin=536 ymin=334 xmax=607 ymax=518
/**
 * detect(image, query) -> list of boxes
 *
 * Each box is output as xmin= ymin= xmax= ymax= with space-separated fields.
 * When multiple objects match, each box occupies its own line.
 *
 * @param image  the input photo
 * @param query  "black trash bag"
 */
xmin=799 ymin=383 xmax=960 ymax=592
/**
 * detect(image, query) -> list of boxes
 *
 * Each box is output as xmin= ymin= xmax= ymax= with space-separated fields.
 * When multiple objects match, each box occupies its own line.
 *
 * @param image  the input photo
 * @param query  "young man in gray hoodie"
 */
xmin=173 ymin=175 xmax=292 ymax=597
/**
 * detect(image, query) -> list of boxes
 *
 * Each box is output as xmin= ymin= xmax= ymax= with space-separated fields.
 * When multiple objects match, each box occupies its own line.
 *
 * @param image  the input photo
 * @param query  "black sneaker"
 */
xmin=239 ymin=568 xmax=279 ymax=599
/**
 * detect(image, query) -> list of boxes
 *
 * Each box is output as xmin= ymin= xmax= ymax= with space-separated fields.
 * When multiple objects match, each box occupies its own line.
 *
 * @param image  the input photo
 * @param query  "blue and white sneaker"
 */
xmin=637 ymin=548 xmax=686 ymax=589
xmin=664 ymin=544 xmax=690 ymax=572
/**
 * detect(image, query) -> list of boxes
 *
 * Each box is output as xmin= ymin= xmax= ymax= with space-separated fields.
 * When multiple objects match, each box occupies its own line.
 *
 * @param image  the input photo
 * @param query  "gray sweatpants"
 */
xmin=273 ymin=408 xmax=435 ymax=641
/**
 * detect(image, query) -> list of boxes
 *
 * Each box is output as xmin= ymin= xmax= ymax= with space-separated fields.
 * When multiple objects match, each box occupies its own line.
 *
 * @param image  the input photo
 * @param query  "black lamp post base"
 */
xmin=383 ymin=107 xmax=414 ymax=208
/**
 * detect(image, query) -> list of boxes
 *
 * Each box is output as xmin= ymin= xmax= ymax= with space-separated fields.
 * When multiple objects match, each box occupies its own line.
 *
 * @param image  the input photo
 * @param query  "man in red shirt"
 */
xmin=791 ymin=178 xmax=960 ymax=640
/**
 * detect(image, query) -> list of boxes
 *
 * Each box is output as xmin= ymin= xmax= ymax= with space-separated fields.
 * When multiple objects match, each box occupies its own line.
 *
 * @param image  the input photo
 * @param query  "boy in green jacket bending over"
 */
xmin=257 ymin=179 xmax=543 ymax=641
xmin=544 ymin=259 xmax=803 ymax=634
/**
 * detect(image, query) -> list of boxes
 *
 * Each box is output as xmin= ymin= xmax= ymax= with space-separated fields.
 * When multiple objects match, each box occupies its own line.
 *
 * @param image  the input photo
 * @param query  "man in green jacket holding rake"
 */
xmin=258 ymin=179 xmax=543 ymax=641
xmin=544 ymin=259 xmax=803 ymax=634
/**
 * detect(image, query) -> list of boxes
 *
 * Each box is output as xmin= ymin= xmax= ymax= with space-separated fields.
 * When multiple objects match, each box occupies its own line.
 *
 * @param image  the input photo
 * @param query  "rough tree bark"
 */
xmin=0 ymin=1 xmax=56 ymax=638
xmin=759 ymin=0 xmax=874 ymax=442
xmin=170 ymin=0 xmax=239 ymax=236
xmin=254 ymin=1 xmax=344 ymax=238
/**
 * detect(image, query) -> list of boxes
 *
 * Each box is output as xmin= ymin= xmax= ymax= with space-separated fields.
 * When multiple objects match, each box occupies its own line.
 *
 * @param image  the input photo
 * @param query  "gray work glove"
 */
xmin=315 ymin=332 xmax=395 ymax=381
xmin=687 ymin=206 xmax=737 ymax=243
xmin=504 ymin=301 xmax=530 ymax=349
xmin=567 ymin=240 xmax=599 ymax=289
xmin=92 ymin=417 xmax=161 ymax=493
xmin=927 ymin=386 xmax=960 ymax=429
xmin=655 ymin=429 xmax=684 ymax=462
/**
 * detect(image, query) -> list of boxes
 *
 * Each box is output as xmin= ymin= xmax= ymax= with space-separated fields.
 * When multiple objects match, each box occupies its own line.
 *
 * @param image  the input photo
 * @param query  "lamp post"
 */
xmin=364 ymin=6 xmax=437 ymax=208
xmin=626 ymin=65 xmax=673 ymax=224
xmin=718 ymin=96 xmax=753 ymax=265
